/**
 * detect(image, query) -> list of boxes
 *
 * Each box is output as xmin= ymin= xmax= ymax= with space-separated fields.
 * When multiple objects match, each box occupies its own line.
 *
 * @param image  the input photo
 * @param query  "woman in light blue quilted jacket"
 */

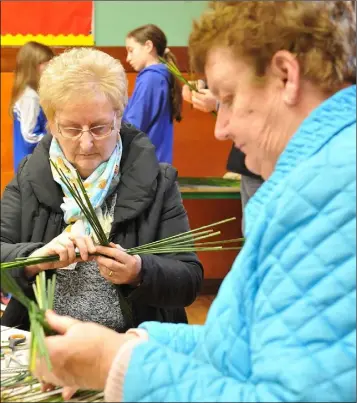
xmin=34 ymin=2 xmax=356 ymax=402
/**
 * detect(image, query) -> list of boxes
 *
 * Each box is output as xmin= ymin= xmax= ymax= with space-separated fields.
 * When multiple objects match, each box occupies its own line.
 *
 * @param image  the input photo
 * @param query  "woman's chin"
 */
xmin=245 ymin=155 xmax=261 ymax=177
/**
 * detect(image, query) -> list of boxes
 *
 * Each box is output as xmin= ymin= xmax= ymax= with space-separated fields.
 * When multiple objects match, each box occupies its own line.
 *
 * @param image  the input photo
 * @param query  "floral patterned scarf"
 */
xmin=49 ymin=137 xmax=122 ymax=243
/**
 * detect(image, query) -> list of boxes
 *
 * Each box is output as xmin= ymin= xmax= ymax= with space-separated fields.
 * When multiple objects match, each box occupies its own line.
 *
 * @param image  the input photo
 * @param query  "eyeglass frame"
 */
xmin=55 ymin=114 xmax=118 ymax=140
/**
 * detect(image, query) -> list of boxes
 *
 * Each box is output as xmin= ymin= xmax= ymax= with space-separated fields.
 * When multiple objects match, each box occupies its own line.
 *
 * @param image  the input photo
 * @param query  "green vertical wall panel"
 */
xmin=94 ymin=1 xmax=208 ymax=46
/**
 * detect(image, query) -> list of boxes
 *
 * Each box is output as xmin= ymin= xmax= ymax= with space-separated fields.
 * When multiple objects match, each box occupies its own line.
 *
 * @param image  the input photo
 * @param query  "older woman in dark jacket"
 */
xmin=0 ymin=48 xmax=203 ymax=332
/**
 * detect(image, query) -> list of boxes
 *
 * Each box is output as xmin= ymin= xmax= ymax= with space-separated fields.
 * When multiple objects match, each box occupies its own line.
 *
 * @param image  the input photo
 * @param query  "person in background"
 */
xmin=33 ymin=2 xmax=356 ymax=402
xmin=1 ymin=48 xmax=202 ymax=334
xmin=226 ymin=147 xmax=264 ymax=232
xmin=123 ymin=24 xmax=183 ymax=164
xmin=182 ymin=80 xmax=264 ymax=233
xmin=0 ymin=290 xmax=11 ymax=306
xmin=9 ymin=41 xmax=55 ymax=172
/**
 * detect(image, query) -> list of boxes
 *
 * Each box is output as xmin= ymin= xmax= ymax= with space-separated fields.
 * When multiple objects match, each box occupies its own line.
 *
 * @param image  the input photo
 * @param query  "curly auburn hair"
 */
xmin=189 ymin=1 xmax=356 ymax=91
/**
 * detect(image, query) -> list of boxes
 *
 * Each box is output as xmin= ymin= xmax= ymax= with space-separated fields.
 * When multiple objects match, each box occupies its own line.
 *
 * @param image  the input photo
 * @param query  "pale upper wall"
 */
xmin=94 ymin=1 xmax=208 ymax=46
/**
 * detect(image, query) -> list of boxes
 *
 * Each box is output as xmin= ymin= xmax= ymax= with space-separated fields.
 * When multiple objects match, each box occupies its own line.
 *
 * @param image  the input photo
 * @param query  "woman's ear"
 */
xmin=270 ymin=50 xmax=301 ymax=106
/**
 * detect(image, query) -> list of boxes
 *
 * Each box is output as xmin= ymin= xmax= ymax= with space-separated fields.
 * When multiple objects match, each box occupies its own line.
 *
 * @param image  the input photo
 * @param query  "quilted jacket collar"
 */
xmin=245 ymin=85 xmax=356 ymax=236
xmin=26 ymin=123 xmax=160 ymax=223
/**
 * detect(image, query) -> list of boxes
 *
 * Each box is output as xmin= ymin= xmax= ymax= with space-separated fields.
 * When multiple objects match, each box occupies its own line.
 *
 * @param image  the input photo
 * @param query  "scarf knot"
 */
xmin=49 ymin=137 xmax=122 ymax=243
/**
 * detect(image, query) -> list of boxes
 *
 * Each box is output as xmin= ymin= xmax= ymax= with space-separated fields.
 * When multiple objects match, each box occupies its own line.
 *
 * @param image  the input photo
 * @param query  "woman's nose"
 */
xmin=79 ymin=130 xmax=94 ymax=150
xmin=214 ymin=109 xmax=231 ymax=141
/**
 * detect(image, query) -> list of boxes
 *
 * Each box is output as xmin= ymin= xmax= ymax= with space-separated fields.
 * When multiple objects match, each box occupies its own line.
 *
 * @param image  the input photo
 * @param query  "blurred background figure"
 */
xmin=10 ymin=41 xmax=54 ymax=172
xmin=0 ymin=290 xmax=11 ymax=306
xmin=1 ymin=47 xmax=203 ymax=332
xmin=182 ymin=79 xmax=264 ymax=233
xmin=123 ymin=24 xmax=183 ymax=164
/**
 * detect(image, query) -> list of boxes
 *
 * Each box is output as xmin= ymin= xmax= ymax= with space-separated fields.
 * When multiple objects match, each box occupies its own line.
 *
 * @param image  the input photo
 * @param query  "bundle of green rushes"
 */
xmin=1 ymin=161 xmax=243 ymax=375
xmin=1 ymin=269 xmax=56 ymax=373
xmin=159 ymin=57 xmax=217 ymax=117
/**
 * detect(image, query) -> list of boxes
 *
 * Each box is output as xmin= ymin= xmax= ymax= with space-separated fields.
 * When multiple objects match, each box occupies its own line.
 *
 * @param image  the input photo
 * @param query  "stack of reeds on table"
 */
xmin=1 ymin=162 xmax=244 ymax=401
xmin=1 ymin=370 xmax=104 ymax=402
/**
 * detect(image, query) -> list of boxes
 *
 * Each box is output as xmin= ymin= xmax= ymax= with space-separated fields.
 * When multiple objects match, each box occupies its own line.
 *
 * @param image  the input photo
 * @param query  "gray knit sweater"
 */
xmin=53 ymin=194 xmax=128 ymax=332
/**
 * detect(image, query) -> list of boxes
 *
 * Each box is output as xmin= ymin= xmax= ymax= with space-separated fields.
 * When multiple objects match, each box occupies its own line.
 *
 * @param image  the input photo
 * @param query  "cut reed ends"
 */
xmin=1 ymin=370 xmax=104 ymax=402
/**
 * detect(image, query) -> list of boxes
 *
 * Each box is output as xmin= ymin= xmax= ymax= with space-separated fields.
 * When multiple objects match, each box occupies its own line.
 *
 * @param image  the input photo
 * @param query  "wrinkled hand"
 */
xmin=25 ymin=227 xmax=96 ymax=277
xmin=41 ymin=384 xmax=78 ymax=402
xmin=182 ymin=79 xmax=205 ymax=102
xmin=94 ymin=243 xmax=142 ymax=286
xmin=191 ymin=89 xmax=217 ymax=113
xmin=182 ymin=83 xmax=193 ymax=103
xmin=33 ymin=310 xmax=136 ymax=399
xmin=182 ymin=83 xmax=217 ymax=113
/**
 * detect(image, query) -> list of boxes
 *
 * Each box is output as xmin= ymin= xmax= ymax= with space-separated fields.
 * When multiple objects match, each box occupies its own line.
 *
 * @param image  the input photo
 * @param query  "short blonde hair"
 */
xmin=39 ymin=47 xmax=128 ymax=121
xmin=189 ymin=1 xmax=356 ymax=91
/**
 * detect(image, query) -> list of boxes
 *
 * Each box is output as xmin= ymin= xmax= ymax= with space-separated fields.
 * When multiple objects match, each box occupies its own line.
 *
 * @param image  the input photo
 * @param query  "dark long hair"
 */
xmin=127 ymin=24 xmax=182 ymax=122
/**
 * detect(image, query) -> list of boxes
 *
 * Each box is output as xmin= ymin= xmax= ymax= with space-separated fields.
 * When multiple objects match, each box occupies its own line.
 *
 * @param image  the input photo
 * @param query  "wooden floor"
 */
xmin=186 ymin=295 xmax=215 ymax=325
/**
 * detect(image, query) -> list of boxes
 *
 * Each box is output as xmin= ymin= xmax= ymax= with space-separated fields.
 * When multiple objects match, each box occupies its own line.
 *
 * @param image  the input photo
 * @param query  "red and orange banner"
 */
xmin=1 ymin=1 xmax=94 ymax=46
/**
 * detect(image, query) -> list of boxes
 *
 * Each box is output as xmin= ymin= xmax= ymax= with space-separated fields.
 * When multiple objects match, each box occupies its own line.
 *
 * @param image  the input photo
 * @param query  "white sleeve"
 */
xmin=15 ymin=95 xmax=45 ymax=144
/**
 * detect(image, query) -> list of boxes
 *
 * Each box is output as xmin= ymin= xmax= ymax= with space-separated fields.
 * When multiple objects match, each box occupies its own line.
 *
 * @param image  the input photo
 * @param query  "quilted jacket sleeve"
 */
xmin=139 ymin=321 xmax=203 ymax=356
xmin=119 ymin=133 xmax=356 ymax=402
xmin=123 ymin=341 xmax=268 ymax=402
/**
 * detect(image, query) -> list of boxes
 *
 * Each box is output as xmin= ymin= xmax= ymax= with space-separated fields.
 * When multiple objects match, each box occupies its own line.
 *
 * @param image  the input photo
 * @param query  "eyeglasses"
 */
xmin=56 ymin=115 xmax=117 ymax=140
